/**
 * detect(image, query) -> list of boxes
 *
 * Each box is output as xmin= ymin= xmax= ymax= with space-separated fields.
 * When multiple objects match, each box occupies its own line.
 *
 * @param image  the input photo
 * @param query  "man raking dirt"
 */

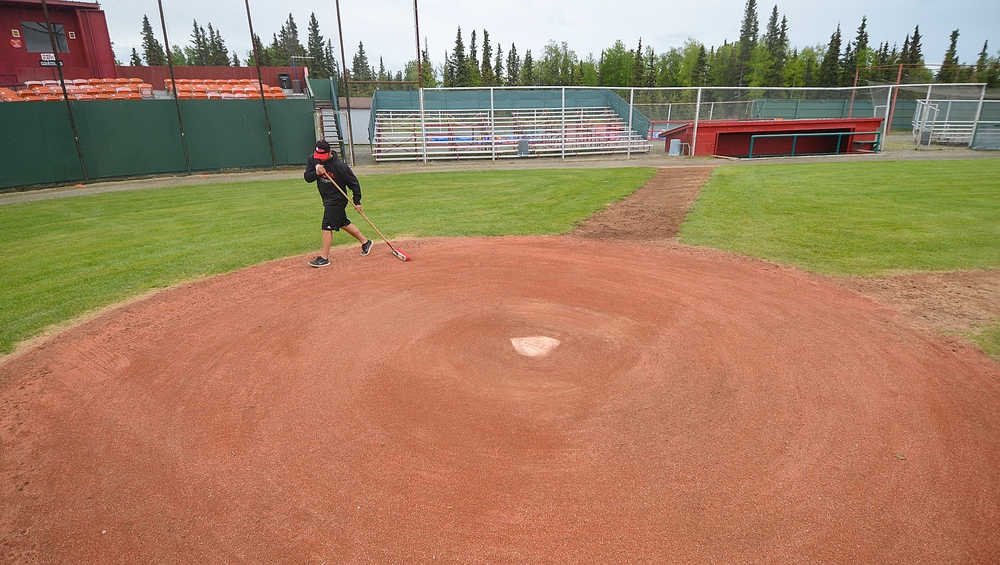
xmin=303 ymin=140 xmax=372 ymax=268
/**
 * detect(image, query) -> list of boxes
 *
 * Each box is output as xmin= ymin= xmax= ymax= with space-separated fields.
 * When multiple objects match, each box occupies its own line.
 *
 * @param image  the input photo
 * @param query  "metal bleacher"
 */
xmin=372 ymin=106 xmax=651 ymax=161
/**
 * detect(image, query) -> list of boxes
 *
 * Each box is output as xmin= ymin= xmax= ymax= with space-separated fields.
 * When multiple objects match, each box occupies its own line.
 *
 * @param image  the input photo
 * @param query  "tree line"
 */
xmin=128 ymin=3 xmax=1000 ymax=93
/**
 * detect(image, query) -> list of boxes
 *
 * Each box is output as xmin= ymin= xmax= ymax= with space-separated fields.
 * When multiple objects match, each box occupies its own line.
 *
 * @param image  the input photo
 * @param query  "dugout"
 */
xmin=656 ymin=117 xmax=884 ymax=158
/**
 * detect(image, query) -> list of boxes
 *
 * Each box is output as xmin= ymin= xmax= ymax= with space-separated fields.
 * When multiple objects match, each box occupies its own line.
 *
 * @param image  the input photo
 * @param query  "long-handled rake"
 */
xmin=321 ymin=171 xmax=409 ymax=262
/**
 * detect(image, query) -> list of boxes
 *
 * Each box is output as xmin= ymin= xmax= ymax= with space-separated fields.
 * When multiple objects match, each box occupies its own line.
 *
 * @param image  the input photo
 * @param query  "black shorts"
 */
xmin=321 ymin=201 xmax=351 ymax=231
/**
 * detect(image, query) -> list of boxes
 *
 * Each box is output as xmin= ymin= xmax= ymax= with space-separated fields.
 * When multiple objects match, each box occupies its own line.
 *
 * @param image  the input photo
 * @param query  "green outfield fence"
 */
xmin=0 ymin=98 xmax=316 ymax=190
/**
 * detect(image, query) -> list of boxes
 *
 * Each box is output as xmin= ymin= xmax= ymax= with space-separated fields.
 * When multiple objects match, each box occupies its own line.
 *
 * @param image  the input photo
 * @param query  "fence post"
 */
xmin=626 ymin=88 xmax=634 ymax=160
xmin=561 ymin=87 xmax=566 ymax=160
xmin=157 ymin=0 xmax=190 ymax=173
xmin=243 ymin=0 xmax=277 ymax=168
xmin=490 ymin=87 xmax=496 ymax=161
xmin=691 ymin=87 xmax=702 ymax=157
xmin=419 ymin=87 xmax=428 ymax=163
xmin=666 ymin=103 xmax=672 ymax=123
xmin=969 ymin=84 xmax=986 ymax=148
xmin=39 ymin=0 xmax=87 ymax=181
xmin=879 ymin=86 xmax=892 ymax=153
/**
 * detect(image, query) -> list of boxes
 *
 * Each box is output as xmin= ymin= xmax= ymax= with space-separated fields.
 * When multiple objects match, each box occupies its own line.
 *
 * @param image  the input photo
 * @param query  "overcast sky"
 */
xmin=103 ymin=0 xmax=999 ymax=73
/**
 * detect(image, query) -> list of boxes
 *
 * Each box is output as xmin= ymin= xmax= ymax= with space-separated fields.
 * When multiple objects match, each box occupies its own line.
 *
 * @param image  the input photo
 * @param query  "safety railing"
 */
xmin=748 ymin=131 xmax=882 ymax=159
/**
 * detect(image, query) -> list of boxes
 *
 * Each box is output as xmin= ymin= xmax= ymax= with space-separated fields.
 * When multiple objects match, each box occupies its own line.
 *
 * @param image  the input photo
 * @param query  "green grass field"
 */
xmin=680 ymin=159 xmax=1000 ymax=356
xmin=680 ymin=160 xmax=1000 ymax=276
xmin=0 ymin=168 xmax=655 ymax=354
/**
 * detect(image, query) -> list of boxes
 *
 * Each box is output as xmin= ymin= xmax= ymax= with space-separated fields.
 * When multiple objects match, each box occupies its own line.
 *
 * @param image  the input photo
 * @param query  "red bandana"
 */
xmin=313 ymin=150 xmax=330 ymax=160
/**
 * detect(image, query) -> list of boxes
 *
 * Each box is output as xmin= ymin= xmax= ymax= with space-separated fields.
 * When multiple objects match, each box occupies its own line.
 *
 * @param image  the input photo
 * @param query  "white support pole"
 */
xmin=626 ymin=88 xmax=634 ymax=160
xmin=944 ymin=100 xmax=952 ymax=123
xmin=969 ymin=84 xmax=986 ymax=148
xmin=709 ymin=101 xmax=714 ymax=120
xmin=920 ymin=84 xmax=933 ymax=146
xmin=691 ymin=87 xmax=702 ymax=158
xmin=490 ymin=87 xmax=496 ymax=161
xmin=561 ymin=87 xmax=566 ymax=160
xmin=419 ymin=88 xmax=428 ymax=164
xmin=667 ymin=103 xmax=672 ymax=122
xmin=880 ymin=85 xmax=892 ymax=153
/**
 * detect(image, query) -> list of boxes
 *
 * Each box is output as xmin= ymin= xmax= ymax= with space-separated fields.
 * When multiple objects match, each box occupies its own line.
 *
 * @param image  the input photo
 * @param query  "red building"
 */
xmin=0 ymin=0 xmax=115 ymax=87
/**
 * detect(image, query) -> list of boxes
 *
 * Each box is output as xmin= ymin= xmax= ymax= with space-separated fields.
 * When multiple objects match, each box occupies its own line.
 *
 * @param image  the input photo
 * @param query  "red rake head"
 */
xmin=392 ymin=249 xmax=410 ymax=262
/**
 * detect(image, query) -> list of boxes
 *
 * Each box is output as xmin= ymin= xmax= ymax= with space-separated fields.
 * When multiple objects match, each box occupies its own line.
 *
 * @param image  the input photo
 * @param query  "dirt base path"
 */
xmin=572 ymin=167 xmax=713 ymax=240
xmin=2 ymin=234 xmax=999 ymax=563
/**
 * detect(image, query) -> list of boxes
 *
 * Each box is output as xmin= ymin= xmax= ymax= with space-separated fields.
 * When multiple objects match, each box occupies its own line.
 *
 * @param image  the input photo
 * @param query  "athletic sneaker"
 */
xmin=308 ymin=256 xmax=331 ymax=268
xmin=360 ymin=240 xmax=373 ymax=256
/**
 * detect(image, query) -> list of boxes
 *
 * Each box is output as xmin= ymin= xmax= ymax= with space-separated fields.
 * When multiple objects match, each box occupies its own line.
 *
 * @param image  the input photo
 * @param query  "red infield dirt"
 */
xmin=3 ymin=185 xmax=1000 ymax=563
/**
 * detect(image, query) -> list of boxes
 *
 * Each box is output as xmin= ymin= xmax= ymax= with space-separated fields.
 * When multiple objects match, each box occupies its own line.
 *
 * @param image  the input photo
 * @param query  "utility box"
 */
xmin=517 ymin=139 xmax=530 ymax=156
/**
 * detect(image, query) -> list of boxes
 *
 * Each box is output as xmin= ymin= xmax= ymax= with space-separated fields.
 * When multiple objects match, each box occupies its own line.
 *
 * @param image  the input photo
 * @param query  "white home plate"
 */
xmin=510 ymin=336 xmax=561 ymax=358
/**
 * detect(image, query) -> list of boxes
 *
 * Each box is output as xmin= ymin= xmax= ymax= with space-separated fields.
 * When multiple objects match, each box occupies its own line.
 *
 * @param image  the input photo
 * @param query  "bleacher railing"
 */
xmin=371 ymin=87 xmax=653 ymax=162
xmin=362 ymin=84 xmax=993 ymax=164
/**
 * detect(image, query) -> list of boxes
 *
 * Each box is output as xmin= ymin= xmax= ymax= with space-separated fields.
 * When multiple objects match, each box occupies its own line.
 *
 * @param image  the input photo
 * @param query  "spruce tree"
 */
xmin=763 ymin=8 xmax=788 ymax=86
xmin=521 ymin=49 xmax=535 ymax=85
xmin=693 ymin=45 xmax=708 ymax=86
xmin=907 ymin=25 xmax=923 ymax=65
xmin=481 ymin=30 xmax=495 ymax=85
xmin=631 ymin=38 xmax=644 ymax=86
xmin=468 ymin=30 xmax=480 ymax=85
xmin=451 ymin=27 xmax=468 ymax=86
xmin=206 ymin=24 xmax=229 ymax=66
xmin=187 ymin=20 xmax=207 ymax=66
xmin=763 ymin=6 xmax=779 ymax=54
xmin=352 ymin=41 xmax=371 ymax=84
xmin=936 ymin=29 xmax=960 ymax=82
xmin=130 ymin=47 xmax=143 ymax=67
xmin=140 ymin=15 xmax=167 ymax=65
xmin=232 ymin=52 xmax=240 ymax=67
xmin=818 ymin=24 xmax=842 ymax=86
xmin=736 ymin=0 xmax=759 ymax=85
xmin=506 ymin=43 xmax=520 ymax=86
xmin=494 ymin=43 xmax=503 ymax=87
xmin=307 ymin=13 xmax=327 ymax=78
xmin=843 ymin=16 xmax=869 ymax=84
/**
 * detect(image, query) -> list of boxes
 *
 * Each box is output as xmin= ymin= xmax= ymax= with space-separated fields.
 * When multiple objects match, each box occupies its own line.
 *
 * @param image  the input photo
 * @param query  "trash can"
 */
xmin=277 ymin=73 xmax=291 ymax=89
xmin=668 ymin=138 xmax=682 ymax=156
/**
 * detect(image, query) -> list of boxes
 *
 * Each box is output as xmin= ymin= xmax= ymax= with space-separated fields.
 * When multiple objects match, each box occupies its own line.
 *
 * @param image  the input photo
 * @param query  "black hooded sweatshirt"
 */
xmin=304 ymin=153 xmax=362 ymax=206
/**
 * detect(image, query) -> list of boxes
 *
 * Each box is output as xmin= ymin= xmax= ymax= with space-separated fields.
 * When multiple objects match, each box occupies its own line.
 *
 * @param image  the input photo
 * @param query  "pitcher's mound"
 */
xmin=2 ymin=237 xmax=998 ymax=563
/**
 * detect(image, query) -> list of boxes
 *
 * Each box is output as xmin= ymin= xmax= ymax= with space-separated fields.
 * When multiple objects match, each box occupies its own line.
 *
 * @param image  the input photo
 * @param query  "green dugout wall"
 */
xmin=0 ymin=99 xmax=316 ymax=190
